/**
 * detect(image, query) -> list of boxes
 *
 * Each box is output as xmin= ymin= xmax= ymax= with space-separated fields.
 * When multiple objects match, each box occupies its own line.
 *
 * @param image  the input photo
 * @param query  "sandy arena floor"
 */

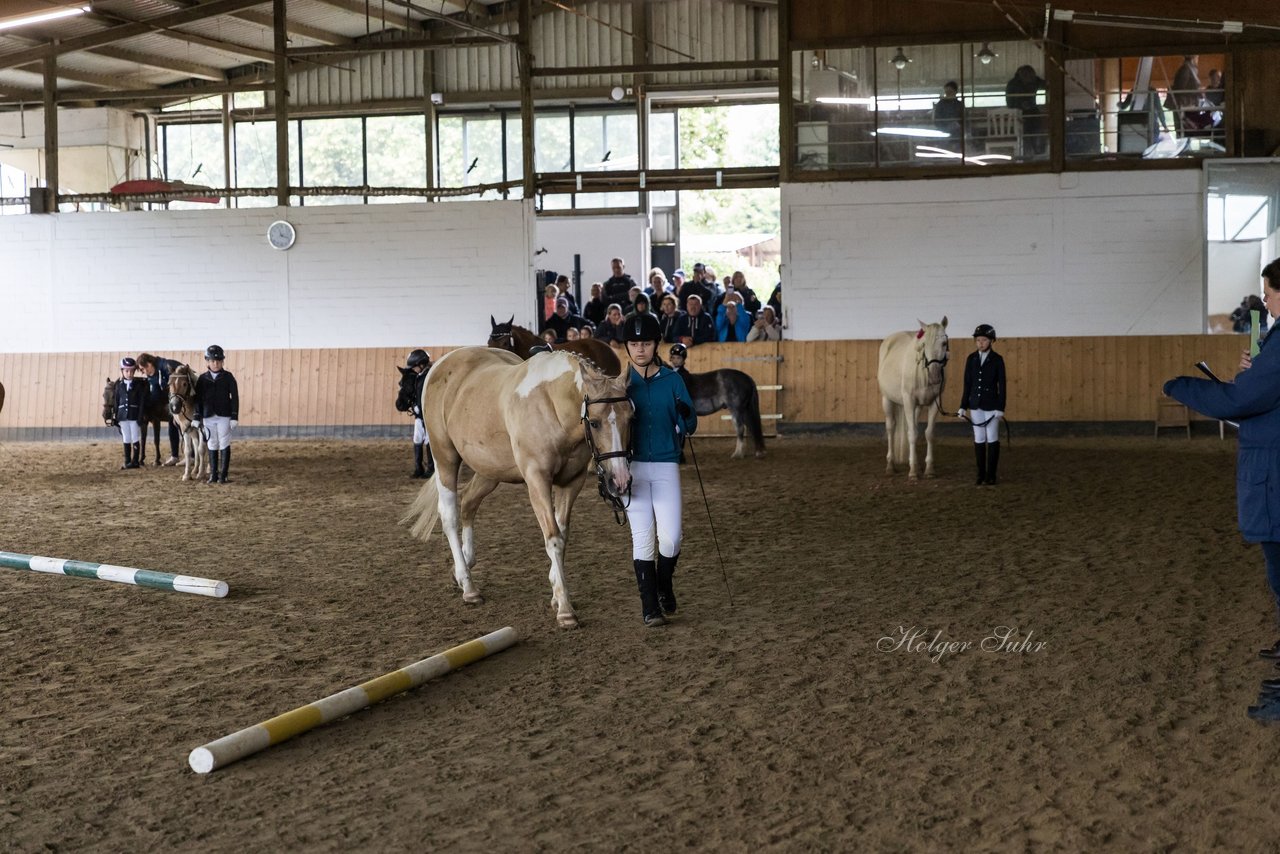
xmin=1 ymin=434 xmax=1278 ymax=851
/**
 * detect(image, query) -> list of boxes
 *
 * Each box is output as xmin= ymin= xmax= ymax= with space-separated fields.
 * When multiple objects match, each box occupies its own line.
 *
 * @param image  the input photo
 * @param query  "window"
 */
xmin=367 ymin=115 xmax=427 ymax=204
xmin=301 ymin=117 xmax=363 ymax=205
xmin=234 ymin=120 xmax=299 ymax=208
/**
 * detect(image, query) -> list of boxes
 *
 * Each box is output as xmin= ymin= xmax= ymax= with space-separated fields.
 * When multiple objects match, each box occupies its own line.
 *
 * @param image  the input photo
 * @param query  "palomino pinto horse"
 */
xmin=402 ymin=347 xmax=632 ymax=628
xmin=487 ymin=316 xmax=622 ymax=377
xmin=878 ymin=317 xmax=950 ymax=479
xmin=669 ymin=359 xmax=765 ymax=459
xmin=167 ymin=364 xmax=207 ymax=482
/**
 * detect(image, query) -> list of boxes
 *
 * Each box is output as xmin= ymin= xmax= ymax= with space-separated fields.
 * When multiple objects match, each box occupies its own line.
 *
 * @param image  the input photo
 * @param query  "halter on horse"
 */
xmin=878 ymin=317 xmax=950 ymax=479
xmin=166 ymin=364 xmax=207 ymax=482
xmin=402 ymin=347 xmax=633 ymax=628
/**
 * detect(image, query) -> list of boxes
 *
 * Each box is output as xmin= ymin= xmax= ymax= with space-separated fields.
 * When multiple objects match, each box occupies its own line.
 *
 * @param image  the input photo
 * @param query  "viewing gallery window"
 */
xmin=792 ymin=44 xmax=1229 ymax=173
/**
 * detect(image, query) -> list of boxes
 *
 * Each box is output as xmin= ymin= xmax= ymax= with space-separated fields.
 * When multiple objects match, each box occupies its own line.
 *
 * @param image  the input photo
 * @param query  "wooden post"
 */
xmin=777 ymin=0 xmax=793 ymax=184
xmin=273 ymin=0 xmax=289 ymax=207
xmin=518 ymin=0 xmax=535 ymax=200
xmin=43 ymin=49 xmax=58 ymax=211
xmin=222 ymin=93 xmax=233 ymax=208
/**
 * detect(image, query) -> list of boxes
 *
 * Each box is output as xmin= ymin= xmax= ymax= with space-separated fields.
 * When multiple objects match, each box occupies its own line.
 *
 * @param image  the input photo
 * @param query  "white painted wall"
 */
xmin=535 ymin=214 xmax=651 ymax=298
xmin=782 ymin=170 xmax=1205 ymax=339
xmin=0 ymin=200 xmax=534 ymax=353
xmin=1207 ymin=240 xmax=1262 ymax=315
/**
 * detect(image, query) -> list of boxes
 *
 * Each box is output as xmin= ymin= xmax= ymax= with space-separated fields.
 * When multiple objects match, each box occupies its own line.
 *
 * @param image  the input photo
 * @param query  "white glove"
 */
xmin=230 ymin=419 xmax=238 ymax=431
xmin=993 ymin=411 xmax=1004 ymax=420
xmin=190 ymin=419 xmax=201 ymax=429
xmin=956 ymin=408 xmax=966 ymax=419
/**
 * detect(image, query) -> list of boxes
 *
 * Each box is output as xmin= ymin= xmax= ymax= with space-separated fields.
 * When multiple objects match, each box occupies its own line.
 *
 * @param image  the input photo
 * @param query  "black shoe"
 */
xmin=974 ymin=443 xmax=987 ymax=486
xmin=411 ymin=444 xmax=427 ymax=478
xmin=219 ymin=447 xmax=231 ymax=483
xmin=633 ymin=559 xmax=666 ymax=627
xmin=207 ymin=449 xmax=220 ymax=484
xmin=1259 ymin=640 xmax=1280 ymax=660
xmin=656 ymin=553 xmax=679 ymax=615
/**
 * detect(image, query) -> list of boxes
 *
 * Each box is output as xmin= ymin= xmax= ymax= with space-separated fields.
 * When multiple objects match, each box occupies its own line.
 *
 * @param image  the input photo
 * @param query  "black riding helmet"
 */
xmin=204 ymin=344 xmax=225 ymax=360
xmin=623 ymin=313 xmax=662 ymax=343
xmin=406 ymin=348 xmax=430 ymax=369
xmin=669 ymin=343 xmax=688 ymax=359
xmin=973 ymin=324 xmax=997 ymax=341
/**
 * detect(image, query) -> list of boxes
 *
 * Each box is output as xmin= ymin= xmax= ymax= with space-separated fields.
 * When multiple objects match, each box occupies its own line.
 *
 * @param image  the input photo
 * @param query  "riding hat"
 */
xmin=623 ymin=312 xmax=662 ymax=343
xmin=973 ymin=324 xmax=997 ymax=341
xmin=120 ymin=357 xmax=137 ymax=369
xmin=406 ymin=348 xmax=430 ymax=369
xmin=204 ymin=344 xmax=226 ymax=360
xmin=670 ymin=343 xmax=688 ymax=359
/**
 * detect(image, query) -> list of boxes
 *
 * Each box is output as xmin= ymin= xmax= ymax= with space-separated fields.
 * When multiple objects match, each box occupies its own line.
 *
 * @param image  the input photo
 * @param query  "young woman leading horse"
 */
xmin=402 ymin=347 xmax=633 ymax=628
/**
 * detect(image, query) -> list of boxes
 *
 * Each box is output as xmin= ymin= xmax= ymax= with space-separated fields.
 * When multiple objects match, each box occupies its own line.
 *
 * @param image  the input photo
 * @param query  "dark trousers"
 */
xmin=1259 ymin=542 xmax=1280 ymax=625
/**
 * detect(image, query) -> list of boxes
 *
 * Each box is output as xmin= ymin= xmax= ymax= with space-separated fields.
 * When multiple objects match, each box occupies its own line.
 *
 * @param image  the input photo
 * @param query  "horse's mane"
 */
xmin=555 ymin=348 xmax=615 ymax=383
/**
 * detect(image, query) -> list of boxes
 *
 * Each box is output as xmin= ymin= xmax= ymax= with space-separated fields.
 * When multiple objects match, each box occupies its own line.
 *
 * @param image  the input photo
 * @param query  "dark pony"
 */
xmin=487 ymin=315 xmax=622 ymax=377
xmin=674 ymin=365 xmax=766 ymax=459
xmin=101 ymin=377 xmax=172 ymax=465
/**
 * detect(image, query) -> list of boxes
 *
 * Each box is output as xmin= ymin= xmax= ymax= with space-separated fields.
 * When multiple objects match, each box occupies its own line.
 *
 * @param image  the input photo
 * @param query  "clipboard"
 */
xmin=1193 ymin=361 xmax=1238 ymax=428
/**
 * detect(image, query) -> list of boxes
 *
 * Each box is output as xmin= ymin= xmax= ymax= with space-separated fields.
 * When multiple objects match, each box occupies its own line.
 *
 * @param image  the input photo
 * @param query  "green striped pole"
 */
xmin=188 ymin=626 xmax=518 ymax=774
xmin=0 ymin=550 xmax=228 ymax=598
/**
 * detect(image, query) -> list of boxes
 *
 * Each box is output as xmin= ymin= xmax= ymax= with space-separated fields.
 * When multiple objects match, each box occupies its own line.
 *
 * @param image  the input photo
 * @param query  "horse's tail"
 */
xmin=746 ymin=381 xmax=766 ymax=456
xmin=889 ymin=401 xmax=909 ymax=465
xmin=401 ymin=476 xmax=442 ymax=543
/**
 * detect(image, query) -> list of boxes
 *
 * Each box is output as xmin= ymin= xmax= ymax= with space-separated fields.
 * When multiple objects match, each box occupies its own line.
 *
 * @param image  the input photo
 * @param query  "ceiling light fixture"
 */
xmin=871 ymin=127 xmax=950 ymax=139
xmin=976 ymin=43 xmax=997 ymax=65
xmin=0 ymin=5 xmax=90 ymax=32
xmin=890 ymin=47 xmax=911 ymax=71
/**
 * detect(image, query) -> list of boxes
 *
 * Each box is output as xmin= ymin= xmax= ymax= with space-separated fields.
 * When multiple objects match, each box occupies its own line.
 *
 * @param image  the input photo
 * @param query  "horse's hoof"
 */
xmin=463 ymin=591 xmax=484 ymax=605
xmin=557 ymin=614 xmax=580 ymax=629
xmin=754 ymin=451 xmax=766 ymax=459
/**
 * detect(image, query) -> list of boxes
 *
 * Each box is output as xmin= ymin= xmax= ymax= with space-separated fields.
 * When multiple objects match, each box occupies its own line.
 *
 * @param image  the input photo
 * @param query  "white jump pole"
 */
xmin=0 ymin=550 xmax=228 ymax=598
xmin=188 ymin=626 xmax=519 ymax=774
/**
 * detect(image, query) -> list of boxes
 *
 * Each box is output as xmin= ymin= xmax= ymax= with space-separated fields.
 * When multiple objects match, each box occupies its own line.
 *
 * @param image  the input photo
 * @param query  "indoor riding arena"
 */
xmin=3 ymin=1 xmax=1280 ymax=851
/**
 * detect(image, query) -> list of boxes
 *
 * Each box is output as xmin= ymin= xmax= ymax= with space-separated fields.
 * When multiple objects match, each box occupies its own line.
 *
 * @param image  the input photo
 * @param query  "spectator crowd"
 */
xmin=541 ymin=256 xmax=784 ymax=348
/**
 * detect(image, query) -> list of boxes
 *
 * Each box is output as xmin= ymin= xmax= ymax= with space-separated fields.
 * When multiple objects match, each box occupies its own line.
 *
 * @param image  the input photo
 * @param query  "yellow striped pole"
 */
xmin=188 ymin=626 xmax=518 ymax=774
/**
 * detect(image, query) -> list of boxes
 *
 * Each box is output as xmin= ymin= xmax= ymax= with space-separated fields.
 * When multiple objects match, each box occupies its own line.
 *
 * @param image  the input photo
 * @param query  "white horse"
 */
xmin=402 ymin=347 xmax=633 ymax=629
xmin=878 ymin=317 xmax=949 ymax=479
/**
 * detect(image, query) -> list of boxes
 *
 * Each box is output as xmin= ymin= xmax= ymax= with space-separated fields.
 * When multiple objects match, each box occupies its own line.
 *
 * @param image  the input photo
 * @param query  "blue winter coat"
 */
xmin=627 ymin=365 xmax=697 ymax=463
xmin=715 ymin=304 xmax=753 ymax=342
xmin=1165 ymin=332 xmax=1280 ymax=542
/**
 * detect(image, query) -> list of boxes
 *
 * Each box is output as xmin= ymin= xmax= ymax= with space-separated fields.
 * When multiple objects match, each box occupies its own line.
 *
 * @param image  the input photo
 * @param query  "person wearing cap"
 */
xmin=137 ymin=352 xmax=183 ymax=466
xmin=113 ymin=357 xmax=148 ymax=470
xmin=956 ymin=324 xmax=1006 ymax=485
xmin=193 ymin=345 xmax=239 ymax=484
xmin=397 ymin=348 xmax=434 ymax=479
xmin=623 ymin=312 xmax=698 ymax=627
xmin=673 ymin=294 xmax=716 ymax=346
xmin=542 ymin=296 xmax=586 ymax=342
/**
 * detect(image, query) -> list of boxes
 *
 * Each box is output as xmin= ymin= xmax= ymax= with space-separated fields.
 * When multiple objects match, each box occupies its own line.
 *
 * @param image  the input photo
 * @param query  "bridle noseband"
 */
xmin=581 ymin=394 xmax=632 ymax=524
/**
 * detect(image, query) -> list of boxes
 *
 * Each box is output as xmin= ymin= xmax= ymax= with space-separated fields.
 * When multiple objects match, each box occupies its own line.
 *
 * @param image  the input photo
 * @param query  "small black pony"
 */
xmin=668 ymin=347 xmax=765 ymax=459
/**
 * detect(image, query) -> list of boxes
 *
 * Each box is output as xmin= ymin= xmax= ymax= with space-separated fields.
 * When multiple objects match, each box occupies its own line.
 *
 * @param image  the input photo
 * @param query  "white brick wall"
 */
xmin=535 ymin=214 xmax=651 ymax=296
xmin=782 ymin=170 xmax=1205 ymax=339
xmin=0 ymin=200 xmax=535 ymax=353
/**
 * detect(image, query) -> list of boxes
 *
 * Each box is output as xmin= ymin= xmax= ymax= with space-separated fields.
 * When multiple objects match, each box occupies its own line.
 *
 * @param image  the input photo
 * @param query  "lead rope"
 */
xmin=685 ymin=434 xmax=734 ymax=607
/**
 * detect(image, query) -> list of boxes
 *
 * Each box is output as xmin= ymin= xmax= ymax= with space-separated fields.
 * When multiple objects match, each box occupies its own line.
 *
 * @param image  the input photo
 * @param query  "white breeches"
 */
xmin=119 ymin=421 xmax=140 ymax=443
xmin=970 ymin=409 xmax=1001 ymax=443
xmin=413 ymin=417 xmax=429 ymax=445
xmin=625 ymin=461 xmax=683 ymax=560
xmin=205 ymin=415 xmax=233 ymax=451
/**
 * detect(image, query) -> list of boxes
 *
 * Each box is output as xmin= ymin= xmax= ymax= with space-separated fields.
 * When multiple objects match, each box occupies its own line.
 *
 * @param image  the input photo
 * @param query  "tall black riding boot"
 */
xmin=219 ymin=447 xmax=231 ymax=483
xmin=207 ymin=449 xmax=220 ymax=484
xmin=129 ymin=442 xmax=142 ymax=469
xmin=423 ymin=443 xmax=435 ymax=479
xmin=411 ymin=443 xmax=427 ymax=479
xmin=656 ymin=553 xmax=679 ymax=615
xmin=974 ymin=442 xmax=987 ymax=486
xmin=633 ymin=559 xmax=666 ymax=627
xmin=985 ymin=441 xmax=1000 ymax=485
xmin=121 ymin=443 xmax=132 ymax=470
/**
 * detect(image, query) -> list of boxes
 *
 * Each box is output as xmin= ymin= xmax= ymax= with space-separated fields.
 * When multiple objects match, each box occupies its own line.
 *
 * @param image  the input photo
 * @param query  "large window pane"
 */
xmin=234 ymin=120 xmax=298 ymax=208
xmin=301 ymin=117 xmax=363 ymax=205
xmin=367 ymin=114 xmax=427 ymax=204
xmin=535 ymin=113 xmax=571 ymax=172
xmin=162 ymin=123 xmax=226 ymax=210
